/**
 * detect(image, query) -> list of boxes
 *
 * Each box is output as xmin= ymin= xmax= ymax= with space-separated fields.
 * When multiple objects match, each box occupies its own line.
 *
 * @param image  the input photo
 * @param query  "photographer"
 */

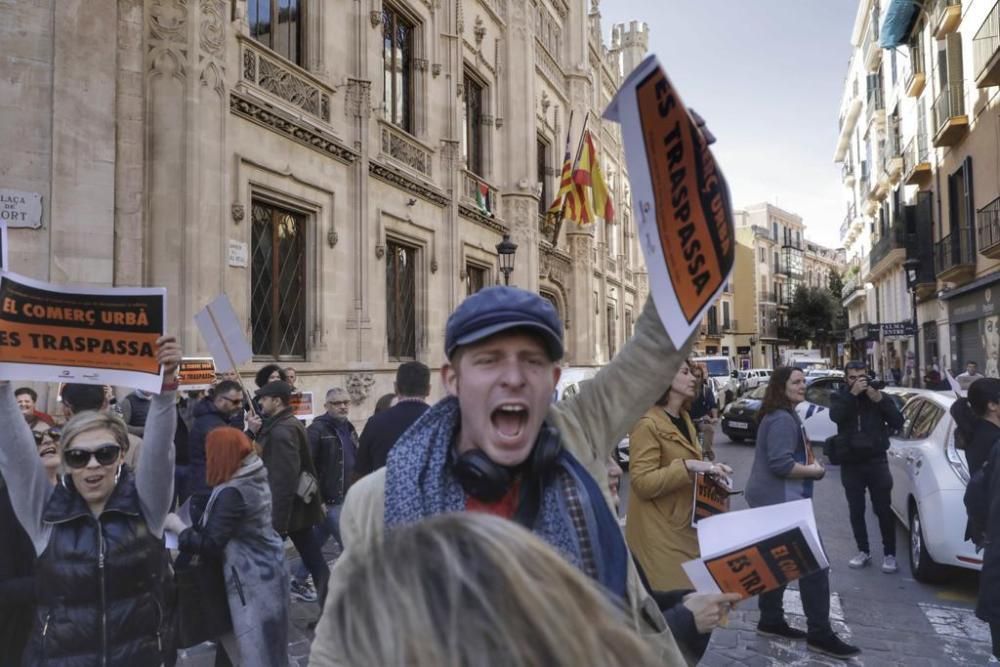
xmin=830 ymin=361 xmax=904 ymax=573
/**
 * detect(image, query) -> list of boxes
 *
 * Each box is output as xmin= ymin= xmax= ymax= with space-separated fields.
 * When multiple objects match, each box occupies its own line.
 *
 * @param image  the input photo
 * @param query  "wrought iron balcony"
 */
xmin=869 ymin=216 xmax=908 ymax=275
xmin=975 ymin=1 xmax=1000 ymax=88
xmin=978 ymin=196 xmax=1000 ymax=259
xmin=723 ymin=319 xmax=738 ymax=333
xmin=935 ymin=226 xmax=977 ymax=284
xmin=862 ymin=17 xmax=882 ymax=72
xmin=932 ymin=0 xmax=962 ymax=39
xmin=842 ymin=160 xmax=856 ymax=185
xmin=866 ymin=85 xmax=885 ymax=130
xmin=933 ymin=82 xmax=969 ymax=147
xmin=906 ymin=39 xmax=926 ymax=97
xmin=759 ymin=290 xmax=777 ymax=304
xmin=903 ymin=134 xmax=931 ymax=185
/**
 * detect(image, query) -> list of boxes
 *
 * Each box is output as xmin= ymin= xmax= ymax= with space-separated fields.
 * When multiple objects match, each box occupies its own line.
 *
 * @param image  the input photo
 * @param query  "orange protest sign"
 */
xmin=0 ymin=271 xmax=166 ymax=393
xmin=691 ymin=473 xmax=731 ymax=525
xmin=177 ymin=357 xmax=216 ymax=391
xmin=702 ymin=527 xmax=822 ymax=599
xmin=289 ymin=391 xmax=314 ymax=420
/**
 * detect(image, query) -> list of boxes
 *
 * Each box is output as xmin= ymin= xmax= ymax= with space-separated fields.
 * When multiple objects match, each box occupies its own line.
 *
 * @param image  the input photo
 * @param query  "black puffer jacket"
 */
xmin=21 ymin=469 xmax=174 ymax=667
xmin=977 ymin=439 xmax=1000 ymax=624
xmin=829 ymin=388 xmax=904 ymax=464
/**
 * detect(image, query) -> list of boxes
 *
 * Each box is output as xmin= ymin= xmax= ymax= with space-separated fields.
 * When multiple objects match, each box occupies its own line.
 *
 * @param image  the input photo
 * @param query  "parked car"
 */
xmin=742 ymin=368 xmax=772 ymax=392
xmin=720 ymin=385 xmax=767 ymax=443
xmin=885 ymin=390 xmax=981 ymax=581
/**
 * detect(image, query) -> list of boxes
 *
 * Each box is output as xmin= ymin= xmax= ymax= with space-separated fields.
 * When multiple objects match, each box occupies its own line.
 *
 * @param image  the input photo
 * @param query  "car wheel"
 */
xmin=909 ymin=502 xmax=946 ymax=583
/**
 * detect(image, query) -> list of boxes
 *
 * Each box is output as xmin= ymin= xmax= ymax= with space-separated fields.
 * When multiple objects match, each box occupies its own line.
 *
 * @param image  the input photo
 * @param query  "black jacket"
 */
xmin=258 ymin=408 xmax=324 ymax=535
xmin=180 ymin=487 xmax=245 ymax=559
xmin=22 ymin=469 xmax=174 ymax=667
xmin=188 ymin=397 xmax=232 ymax=501
xmin=977 ymin=439 xmax=1000 ymax=623
xmin=307 ymin=414 xmax=358 ymax=505
xmin=355 ymin=400 xmax=429 ymax=479
xmin=0 ymin=482 xmax=36 ymax=666
xmin=829 ymin=388 xmax=904 ymax=464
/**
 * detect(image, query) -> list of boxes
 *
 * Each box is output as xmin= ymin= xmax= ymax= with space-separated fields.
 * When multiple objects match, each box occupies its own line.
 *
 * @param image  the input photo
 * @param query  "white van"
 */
xmin=692 ymin=356 xmax=739 ymax=407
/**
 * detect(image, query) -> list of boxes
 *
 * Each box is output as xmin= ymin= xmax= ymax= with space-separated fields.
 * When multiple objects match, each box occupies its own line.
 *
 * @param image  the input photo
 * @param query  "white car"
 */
xmin=887 ymin=390 xmax=980 ymax=581
xmin=741 ymin=369 xmax=772 ymax=392
xmin=794 ymin=376 xmax=910 ymax=446
xmin=554 ymin=367 xmax=600 ymax=402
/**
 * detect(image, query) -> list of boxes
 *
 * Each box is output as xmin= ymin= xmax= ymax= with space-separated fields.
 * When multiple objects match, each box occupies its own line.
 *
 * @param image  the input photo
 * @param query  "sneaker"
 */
xmin=757 ymin=621 xmax=808 ymax=640
xmin=290 ymin=578 xmax=318 ymax=603
xmin=807 ymin=634 xmax=861 ymax=658
xmin=882 ymin=554 xmax=898 ymax=573
xmin=848 ymin=551 xmax=872 ymax=569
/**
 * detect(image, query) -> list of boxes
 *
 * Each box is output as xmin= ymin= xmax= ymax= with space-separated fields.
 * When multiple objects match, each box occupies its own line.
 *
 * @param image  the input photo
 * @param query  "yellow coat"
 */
xmin=625 ymin=407 xmax=702 ymax=592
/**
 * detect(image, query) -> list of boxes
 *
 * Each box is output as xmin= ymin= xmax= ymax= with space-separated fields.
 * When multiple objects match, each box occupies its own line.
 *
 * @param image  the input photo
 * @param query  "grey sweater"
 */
xmin=745 ymin=409 xmax=813 ymax=508
xmin=0 ymin=382 xmax=176 ymax=555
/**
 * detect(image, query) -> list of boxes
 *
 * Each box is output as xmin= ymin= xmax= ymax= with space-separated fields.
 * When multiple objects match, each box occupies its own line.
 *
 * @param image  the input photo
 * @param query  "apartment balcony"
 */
xmin=906 ymin=41 xmax=927 ymax=97
xmin=842 ymin=274 xmax=867 ymax=307
xmin=975 ymin=2 xmax=1000 ymax=88
xmin=978 ymin=196 xmax=1000 ymax=259
xmin=903 ymin=135 xmax=932 ymax=185
xmin=863 ymin=19 xmax=882 ymax=72
xmin=723 ymin=319 xmax=738 ymax=333
xmin=460 ymin=169 xmax=501 ymax=220
xmin=842 ymin=160 xmax=856 ymax=186
xmin=777 ymin=325 xmax=793 ymax=342
xmin=935 ymin=226 xmax=977 ymax=285
xmin=759 ymin=290 xmax=777 ymax=304
xmin=881 ymin=132 xmax=904 ymax=183
xmin=932 ymin=82 xmax=969 ymax=147
xmin=869 ymin=216 xmax=908 ymax=279
xmin=707 ymin=321 xmax=721 ymax=337
xmin=932 ymin=0 xmax=962 ymax=40
xmin=866 ymin=86 xmax=886 ymax=131
xmin=774 ymin=261 xmax=789 ymax=280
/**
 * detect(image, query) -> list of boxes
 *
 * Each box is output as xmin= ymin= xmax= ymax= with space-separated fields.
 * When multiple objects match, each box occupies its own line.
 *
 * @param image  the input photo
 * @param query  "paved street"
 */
xmin=696 ymin=431 xmax=997 ymax=666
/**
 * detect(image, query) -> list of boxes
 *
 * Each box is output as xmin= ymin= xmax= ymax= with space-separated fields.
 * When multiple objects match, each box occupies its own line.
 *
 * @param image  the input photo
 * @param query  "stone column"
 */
xmin=567 ymin=231 xmax=596 ymax=365
xmin=144 ymin=0 xmax=229 ymax=348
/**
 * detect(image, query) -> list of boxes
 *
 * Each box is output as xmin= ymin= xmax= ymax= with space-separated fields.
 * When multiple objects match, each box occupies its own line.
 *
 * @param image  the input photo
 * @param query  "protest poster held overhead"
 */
xmin=195 ymin=294 xmax=253 ymax=374
xmin=177 ymin=357 xmax=217 ymax=391
xmin=0 ymin=271 xmax=166 ymax=393
xmin=604 ymin=55 xmax=735 ymax=348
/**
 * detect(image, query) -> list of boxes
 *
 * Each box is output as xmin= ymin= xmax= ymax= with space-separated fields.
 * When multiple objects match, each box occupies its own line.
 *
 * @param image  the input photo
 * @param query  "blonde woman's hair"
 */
xmin=60 ymin=410 xmax=130 ymax=454
xmin=326 ymin=513 xmax=660 ymax=667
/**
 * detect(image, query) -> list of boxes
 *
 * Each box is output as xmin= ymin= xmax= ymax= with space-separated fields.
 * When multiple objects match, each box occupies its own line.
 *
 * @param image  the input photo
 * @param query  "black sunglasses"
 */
xmin=33 ymin=429 xmax=61 ymax=444
xmin=63 ymin=444 xmax=122 ymax=469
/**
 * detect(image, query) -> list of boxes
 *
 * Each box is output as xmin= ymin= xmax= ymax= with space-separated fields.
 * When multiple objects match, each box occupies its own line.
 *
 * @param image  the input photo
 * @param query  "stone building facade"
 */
xmin=2 ymin=0 xmax=650 ymax=418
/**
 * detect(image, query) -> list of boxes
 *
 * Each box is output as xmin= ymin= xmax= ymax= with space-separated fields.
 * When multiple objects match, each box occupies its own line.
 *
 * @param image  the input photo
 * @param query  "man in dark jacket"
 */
xmin=256 ymin=381 xmax=329 ymax=607
xmin=187 ymin=380 xmax=245 ymax=515
xmin=830 ymin=361 xmax=904 ymax=574
xmin=355 ymin=361 xmax=431 ymax=479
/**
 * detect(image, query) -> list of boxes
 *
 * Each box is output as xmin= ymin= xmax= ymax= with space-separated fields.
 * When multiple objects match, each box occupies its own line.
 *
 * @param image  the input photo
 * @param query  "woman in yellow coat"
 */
xmin=625 ymin=360 xmax=733 ymax=591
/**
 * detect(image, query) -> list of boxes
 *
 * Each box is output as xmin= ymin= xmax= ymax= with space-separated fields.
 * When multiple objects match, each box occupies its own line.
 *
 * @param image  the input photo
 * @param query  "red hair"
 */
xmin=205 ymin=427 xmax=253 ymax=486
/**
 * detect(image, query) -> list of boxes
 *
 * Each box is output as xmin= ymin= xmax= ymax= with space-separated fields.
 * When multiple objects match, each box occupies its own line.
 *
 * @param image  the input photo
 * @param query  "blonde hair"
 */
xmin=326 ymin=513 xmax=659 ymax=667
xmin=60 ymin=410 xmax=130 ymax=454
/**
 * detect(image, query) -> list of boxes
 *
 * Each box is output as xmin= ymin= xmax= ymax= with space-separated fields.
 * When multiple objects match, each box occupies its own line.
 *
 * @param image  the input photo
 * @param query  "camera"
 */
xmin=866 ymin=376 xmax=886 ymax=390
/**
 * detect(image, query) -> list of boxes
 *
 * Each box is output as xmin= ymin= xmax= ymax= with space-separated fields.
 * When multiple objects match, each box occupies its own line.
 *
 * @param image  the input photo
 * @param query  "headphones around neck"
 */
xmin=451 ymin=423 xmax=562 ymax=505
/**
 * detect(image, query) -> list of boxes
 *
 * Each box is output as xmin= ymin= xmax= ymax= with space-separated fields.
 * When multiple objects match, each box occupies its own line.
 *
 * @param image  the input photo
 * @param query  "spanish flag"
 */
xmin=573 ymin=130 xmax=614 ymax=224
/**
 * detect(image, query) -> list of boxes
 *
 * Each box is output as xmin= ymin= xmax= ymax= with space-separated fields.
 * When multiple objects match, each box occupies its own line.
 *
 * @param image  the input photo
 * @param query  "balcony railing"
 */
xmin=461 ymin=170 xmax=500 ymax=218
xmin=933 ymin=82 xmax=969 ymax=146
xmin=975 ymin=1 xmax=1000 ymax=88
xmin=862 ymin=16 xmax=882 ymax=71
xmin=935 ymin=226 xmax=977 ymax=281
xmin=842 ymin=275 xmax=863 ymax=300
xmin=707 ymin=322 xmax=721 ymax=337
xmin=882 ymin=120 xmax=903 ymax=179
xmin=932 ymin=0 xmax=962 ymax=39
xmin=760 ymin=290 xmax=777 ymax=304
xmin=869 ymin=217 xmax=908 ymax=272
xmin=842 ymin=160 xmax=855 ymax=184
xmin=866 ymin=85 xmax=885 ymax=127
xmin=978 ymin=196 xmax=1000 ymax=258
xmin=903 ymin=133 xmax=931 ymax=185
xmin=906 ymin=39 xmax=927 ymax=97
xmin=723 ymin=319 xmax=738 ymax=333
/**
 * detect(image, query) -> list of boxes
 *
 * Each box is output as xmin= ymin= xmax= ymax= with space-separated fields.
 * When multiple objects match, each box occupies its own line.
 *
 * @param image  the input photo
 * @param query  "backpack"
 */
xmin=964 ymin=441 xmax=998 ymax=549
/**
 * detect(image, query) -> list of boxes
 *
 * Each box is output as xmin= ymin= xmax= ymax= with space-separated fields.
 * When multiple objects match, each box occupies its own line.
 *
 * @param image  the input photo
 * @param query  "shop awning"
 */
xmin=879 ymin=0 xmax=921 ymax=48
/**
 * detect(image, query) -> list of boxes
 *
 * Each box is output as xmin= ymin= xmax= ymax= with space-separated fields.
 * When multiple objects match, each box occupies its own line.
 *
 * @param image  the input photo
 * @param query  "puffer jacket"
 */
xmin=257 ymin=408 xmax=324 ymax=536
xmin=22 ymin=469 xmax=174 ymax=666
xmin=977 ymin=439 xmax=1000 ymax=624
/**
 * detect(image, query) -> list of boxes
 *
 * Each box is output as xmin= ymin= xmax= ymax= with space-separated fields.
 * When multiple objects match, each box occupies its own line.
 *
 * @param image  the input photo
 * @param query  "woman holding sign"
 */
xmin=625 ymin=359 xmax=732 ymax=591
xmin=0 ymin=336 xmax=181 ymax=667
xmin=745 ymin=367 xmax=860 ymax=659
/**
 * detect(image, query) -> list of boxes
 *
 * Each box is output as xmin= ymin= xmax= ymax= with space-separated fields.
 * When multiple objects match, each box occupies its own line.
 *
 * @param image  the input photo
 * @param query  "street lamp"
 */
xmin=496 ymin=233 xmax=518 ymax=286
xmin=903 ymin=258 xmax=921 ymax=388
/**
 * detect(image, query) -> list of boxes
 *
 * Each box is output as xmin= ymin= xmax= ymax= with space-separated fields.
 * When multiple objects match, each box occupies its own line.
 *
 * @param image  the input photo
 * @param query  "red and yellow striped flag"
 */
xmin=546 ymin=127 xmax=575 ymax=218
xmin=572 ymin=130 xmax=614 ymax=224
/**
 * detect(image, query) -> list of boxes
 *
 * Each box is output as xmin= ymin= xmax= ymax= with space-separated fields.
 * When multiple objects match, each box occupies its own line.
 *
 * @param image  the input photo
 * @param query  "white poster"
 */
xmin=603 ymin=55 xmax=735 ymax=349
xmin=194 ymin=294 xmax=253 ymax=373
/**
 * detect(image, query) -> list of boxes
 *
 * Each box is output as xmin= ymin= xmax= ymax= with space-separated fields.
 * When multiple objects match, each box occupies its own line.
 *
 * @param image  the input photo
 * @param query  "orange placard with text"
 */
xmin=703 ymin=527 xmax=822 ymax=599
xmin=691 ymin=473 xmax=731 ymax=525
xmin=177 ymin=357 xmax=216 ymax=391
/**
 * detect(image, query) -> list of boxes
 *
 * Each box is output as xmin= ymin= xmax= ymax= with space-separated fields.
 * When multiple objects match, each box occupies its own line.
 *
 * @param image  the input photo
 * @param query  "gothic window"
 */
xmin=382 ymin=4 xmax=414 ymax=133
xmin=463 ymin=71 xmax=486 ymax=176
xmin=248 ymin=0 xmax=305 ymax=66
xmin=386 ymin=241 xmax=417 ymax=360
xmin=466 ymin=263 xmax=487 ymax=295
xmin=606 ymin=305 xmax=617 ymax=359
xmin=251 ymin=200 xmax=307 ymax=359
xmin=537 ymin=137 xmax=549 ymax=217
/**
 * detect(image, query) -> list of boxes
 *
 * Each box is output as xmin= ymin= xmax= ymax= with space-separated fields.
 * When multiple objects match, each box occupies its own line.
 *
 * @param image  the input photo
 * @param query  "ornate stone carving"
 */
xmin=474 ymin=16 xmax=486 ymax=48
xmin=431 ymin=258 xmax=439 ymax=273
xmin=149 ymin=0 xmax=188 ymax=43
xmin=231 ymin=203 xmax=245 ymax=223
xmin=327 ymin=227 xmax=338 ymax=248
xmin=346 ymin=78 xmax=372 ymax=119
xmin=432 ymin=63 xmax=442 ymax=77
xmin=540 ymin=91 xmax=550 ymax=113
xmin=481 ymin=114 xmax=494 ymax=127
xmin=458 ymin=205 xmax=507 ymax=234
xmin=369 ymin=161 xmax=449 ymax=207
xmin=381 ymin=125 xmax=433 ymax=176
xmin=414 ymin=57 xmax=429 ymax=71
xmin=535 ymin=43 xmax=564 ymax=88
xmin=230 ymin=92 xmax=358 ymax=164
xmin=346 ymin=373 xmax=376 ymax=404
xmin=200 ymin=0 xmax=225 ymax=57
xmin=241 ymin=41 xmax=332 ymax=123
xmin=370 ymin=10 xmax=382 ymax=27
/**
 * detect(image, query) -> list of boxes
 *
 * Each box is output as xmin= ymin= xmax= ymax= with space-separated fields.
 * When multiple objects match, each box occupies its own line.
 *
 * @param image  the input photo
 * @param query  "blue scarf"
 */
xmin=384 ymin=396 xmax=628 ymax=600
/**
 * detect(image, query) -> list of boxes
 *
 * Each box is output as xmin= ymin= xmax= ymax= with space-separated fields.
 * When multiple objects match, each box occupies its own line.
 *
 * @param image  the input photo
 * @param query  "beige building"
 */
xmin=836 ymin=0 xmax=1000 ymax=382
xmin=2 ymin=0 xmax=651 ymax=418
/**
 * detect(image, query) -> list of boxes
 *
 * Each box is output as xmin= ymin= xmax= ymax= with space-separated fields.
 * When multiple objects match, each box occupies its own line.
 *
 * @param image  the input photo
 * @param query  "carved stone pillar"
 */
xmin=144 ymin=0 xmax=229 ymax=349
xmin=505 ymin=196 xmax=539 ymax=291
xmin=567 ymin=231 xmax=596 ymax=365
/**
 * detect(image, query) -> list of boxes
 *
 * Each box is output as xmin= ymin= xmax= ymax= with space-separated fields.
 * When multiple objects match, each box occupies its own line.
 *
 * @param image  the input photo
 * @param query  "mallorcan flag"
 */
xmin=573 ymin=129 xmax=615 ymax=224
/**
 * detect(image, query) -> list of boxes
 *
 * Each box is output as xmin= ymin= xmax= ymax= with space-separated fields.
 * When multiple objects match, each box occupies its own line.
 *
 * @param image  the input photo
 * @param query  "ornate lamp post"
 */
xmin=496 ymin=233 xmax=518 ymax=286
xmin=903 ymin=258 xmax=921 ymax=388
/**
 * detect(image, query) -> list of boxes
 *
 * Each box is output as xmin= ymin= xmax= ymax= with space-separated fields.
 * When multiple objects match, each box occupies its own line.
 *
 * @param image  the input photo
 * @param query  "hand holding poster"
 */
xmin=603 ymin=55 xmax=735 ymax=348
xmin=682 ymin=499 xmax=828 ymax=600
xmin=0 ymin=271 xmax=166 ymax=393
xmin=691 ymin=473 xmax=734 ymax=526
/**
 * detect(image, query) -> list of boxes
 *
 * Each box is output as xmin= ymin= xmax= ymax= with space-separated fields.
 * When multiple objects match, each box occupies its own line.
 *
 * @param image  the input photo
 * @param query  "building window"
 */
xmin=625 ymin=309 xmax=634 ymax=338
xmin=759 ymin=247 xmax=766 ymax=263
xmin=722 ymin=302 xmax=731 ymax=330
xmin=250 ymin=200 xmax=307 ymax=359
xmin=386 ymin=241 xmax=417 ymax=360
xmin=248 ymin=0 xmax=305 ymax=66
xmin=537 ymin=137 xmax=549 ymax=217
xmin=462 ymin=71 xmax=485 ymax=176
xmin=382 ymin=4 xmax=414 ymax=133
xmin=772 ymin=221 xmax=778 ymax=241
xmin=465 ymin=263 xmax=487 ymax=295
xmin=606 ymin=305 xmax=616 ymax=359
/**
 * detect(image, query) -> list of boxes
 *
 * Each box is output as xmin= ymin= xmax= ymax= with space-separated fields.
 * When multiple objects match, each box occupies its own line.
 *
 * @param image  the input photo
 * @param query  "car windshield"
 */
xmin=702 ymin=359 xmax=730 ymax=376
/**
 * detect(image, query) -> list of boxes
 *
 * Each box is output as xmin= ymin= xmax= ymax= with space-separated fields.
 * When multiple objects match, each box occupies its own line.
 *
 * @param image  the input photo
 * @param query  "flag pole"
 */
xmin=554 ymin=112 xmax=590 ymax=240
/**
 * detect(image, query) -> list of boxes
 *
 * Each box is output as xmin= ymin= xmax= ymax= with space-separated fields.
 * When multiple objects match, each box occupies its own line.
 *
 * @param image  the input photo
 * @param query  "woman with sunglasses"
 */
xmin=0 ymin=336 xmax=181 ymax=667
xmin=0 ymin=427 xmax=61 ymax=664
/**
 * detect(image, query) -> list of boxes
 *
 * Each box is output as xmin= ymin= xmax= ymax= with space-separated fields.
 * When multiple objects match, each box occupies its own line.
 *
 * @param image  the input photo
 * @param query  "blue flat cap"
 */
xmin=445 ymin=286 xmax=564 ymax=360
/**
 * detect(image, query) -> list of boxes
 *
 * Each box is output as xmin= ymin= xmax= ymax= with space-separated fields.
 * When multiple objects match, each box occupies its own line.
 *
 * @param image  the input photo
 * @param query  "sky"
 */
xmin=598 ymin=0 xmax=858 ymax=249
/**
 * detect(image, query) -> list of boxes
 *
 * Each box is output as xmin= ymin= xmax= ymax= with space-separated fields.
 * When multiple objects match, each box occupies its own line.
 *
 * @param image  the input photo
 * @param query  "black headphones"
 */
xmin=451 ymin=423 xmax=562 ymax=505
